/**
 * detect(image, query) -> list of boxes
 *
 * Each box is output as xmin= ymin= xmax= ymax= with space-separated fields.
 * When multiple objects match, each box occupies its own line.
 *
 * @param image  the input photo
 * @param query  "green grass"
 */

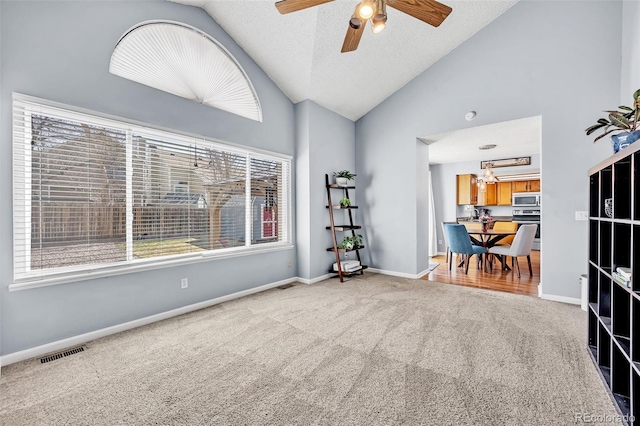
xmin=118 ymin=238 xmax=205 ymax=259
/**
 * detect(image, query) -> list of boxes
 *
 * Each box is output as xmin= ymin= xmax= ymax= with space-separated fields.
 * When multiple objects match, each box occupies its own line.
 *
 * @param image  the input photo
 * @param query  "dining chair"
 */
xmin=488 ymin=224 xmax=537 ymax=278
xmin=462 ymin=222 xmax=483 ymax=233
xmin=441 ymin=221 xmax=458 ymax=267
xmin=492 ymin=221 xmax=518 ymax=246
xmin=444 ymin=224 xmax=487 ymax=274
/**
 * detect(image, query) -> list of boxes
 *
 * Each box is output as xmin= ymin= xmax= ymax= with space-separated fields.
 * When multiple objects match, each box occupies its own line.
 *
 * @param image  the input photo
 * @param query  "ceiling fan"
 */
xmin=275 ymin=0 xmax=452 ymax=53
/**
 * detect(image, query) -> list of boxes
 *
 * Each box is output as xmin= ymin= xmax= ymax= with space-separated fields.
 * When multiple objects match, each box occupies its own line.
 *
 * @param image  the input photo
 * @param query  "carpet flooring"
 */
xmin=0 ymin=273 xmax=617 ymax=425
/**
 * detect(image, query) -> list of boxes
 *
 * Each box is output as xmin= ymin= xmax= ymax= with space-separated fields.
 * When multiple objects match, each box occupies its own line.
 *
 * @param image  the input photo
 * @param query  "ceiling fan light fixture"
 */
xmin=349 ymin=16 xmax=362 ymax=30
xmin=371 ymin=0 xmax=387 ymax=33
xmin=357 ymin=0 xmax=374 ymax=20
xmin=371 ymin=19 xmax=386 ymax=34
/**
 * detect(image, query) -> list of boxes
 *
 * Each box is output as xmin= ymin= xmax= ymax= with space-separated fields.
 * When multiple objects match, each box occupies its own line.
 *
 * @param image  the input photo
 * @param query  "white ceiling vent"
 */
xmin=109 ymin=20 xmax=262 ymax=122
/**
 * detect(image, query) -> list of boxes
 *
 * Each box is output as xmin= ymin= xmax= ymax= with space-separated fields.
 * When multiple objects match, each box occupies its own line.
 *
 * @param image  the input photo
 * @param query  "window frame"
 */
xmin=11 ymin=93 xmax=293 ymax=291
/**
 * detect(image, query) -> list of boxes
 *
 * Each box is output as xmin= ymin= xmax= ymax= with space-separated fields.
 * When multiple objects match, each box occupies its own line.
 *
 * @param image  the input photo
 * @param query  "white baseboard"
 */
xmin=368 ymin=268 xmax=420 ymax=280
xmin=416 ymin=267 xmax=432 ymax=279
xmin=540 ymin=293 xmax=581 ymax=306
xmin=296 ymin=274 xmax=332 ymax=285
xmin=0 ymin=276 xmax=297 ymax=367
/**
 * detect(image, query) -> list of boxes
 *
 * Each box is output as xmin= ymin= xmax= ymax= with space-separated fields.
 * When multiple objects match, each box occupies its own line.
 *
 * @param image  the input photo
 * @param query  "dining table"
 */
xmin=462 ymin=229 xmax=518 ymax=272
xmin=467 ymin=229 xmax=517 ymax=249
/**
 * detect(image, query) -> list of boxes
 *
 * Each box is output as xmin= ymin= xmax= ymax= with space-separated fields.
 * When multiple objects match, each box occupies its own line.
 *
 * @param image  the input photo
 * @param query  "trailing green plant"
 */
xmin=338 ymin=234 xmax=363 ymax=250
xmin=333 ymin=170 xmax=356 ymax=180
xmin=339 ymin=198 xmax=351 ymax=207
xmin=586 ymin=89 xmax=640 ymax=143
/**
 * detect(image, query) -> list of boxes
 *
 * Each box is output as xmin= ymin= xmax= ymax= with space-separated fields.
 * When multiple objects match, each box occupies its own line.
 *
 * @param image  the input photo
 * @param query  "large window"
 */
xmin=12 ymin=96 xmax=291 ymax=286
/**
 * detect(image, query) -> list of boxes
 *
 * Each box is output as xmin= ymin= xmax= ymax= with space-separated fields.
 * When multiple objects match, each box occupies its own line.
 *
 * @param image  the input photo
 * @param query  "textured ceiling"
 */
xmin=171 ymin=0 xmax=518 ymax=121
xmin=424 ymin=116 xmax=541 ymax=165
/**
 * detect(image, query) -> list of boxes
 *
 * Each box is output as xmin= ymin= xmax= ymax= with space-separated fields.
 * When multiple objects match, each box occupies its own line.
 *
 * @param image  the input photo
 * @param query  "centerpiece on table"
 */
xmin=479 ymin=213 xmax=493 ymax=233
xmin=585 ymin=88 xmax=640 ymax=153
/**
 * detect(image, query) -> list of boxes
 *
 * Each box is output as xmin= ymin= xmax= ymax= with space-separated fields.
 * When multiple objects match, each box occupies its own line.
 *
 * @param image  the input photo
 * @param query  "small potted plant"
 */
xmin=586 ymin=89 xmax=640 ymax=153
xmin=339 ymin=198 xmax=351 ymax=207
xmin=339 ymin=236 xmax=355 ymax=250
xmin=333 ymin=170 xmax=356 ymax=186
xmin=338 ymin=234 xmax=363 ymax=250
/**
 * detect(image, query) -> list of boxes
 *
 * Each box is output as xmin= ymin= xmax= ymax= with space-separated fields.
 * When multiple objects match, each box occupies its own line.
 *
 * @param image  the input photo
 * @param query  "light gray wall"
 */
xmin=0 ymin=1 xmax=296 ymax=355
xmin=621 ymin=0 xmax=640 ymax=104
xmin=296 ymin=100 xmax=356 ymax=279
xmin=430 ymin=154 xmax=540 ymax=254
xmin=295 ymin=101 xmax=311 ymax=278
xmin=416 ymin=141 xmax=430 ymax=272
xmin=356 ymin=1 xmax=618 ymax=299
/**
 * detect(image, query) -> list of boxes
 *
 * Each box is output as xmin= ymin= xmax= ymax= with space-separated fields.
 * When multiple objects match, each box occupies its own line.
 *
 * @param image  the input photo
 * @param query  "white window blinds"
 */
xmin=13 ymin=96 xmax=291 ymax=285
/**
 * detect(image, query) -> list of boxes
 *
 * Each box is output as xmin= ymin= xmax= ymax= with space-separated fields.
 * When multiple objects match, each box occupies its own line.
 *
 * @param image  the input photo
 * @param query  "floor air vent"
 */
xmin=277 ymin=284 xmax=295 ymax=290
xmin=40 ymin=346 xmax=86 ymax=364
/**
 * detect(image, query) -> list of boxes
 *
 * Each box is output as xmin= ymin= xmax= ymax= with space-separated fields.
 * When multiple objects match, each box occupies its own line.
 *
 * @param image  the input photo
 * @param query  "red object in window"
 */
xmin=262 ymin=206 xmax=277 ymax=238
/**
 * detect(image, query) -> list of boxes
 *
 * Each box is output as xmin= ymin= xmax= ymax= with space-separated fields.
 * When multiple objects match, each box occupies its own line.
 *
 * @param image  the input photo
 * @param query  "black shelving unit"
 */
xmin=325 ymin=174 xmax=367 ymax=282
xmin=588 ymin=143 xmax=640 ymax=425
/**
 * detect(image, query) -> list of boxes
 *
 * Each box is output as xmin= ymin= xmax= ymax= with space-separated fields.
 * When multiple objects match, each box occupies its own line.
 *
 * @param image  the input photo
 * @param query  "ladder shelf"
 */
xmin=325 ymin=174 xmax=367 ymax=282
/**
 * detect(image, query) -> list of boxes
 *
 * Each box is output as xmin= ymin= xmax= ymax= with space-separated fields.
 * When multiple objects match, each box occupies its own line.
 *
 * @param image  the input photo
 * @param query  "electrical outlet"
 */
xmin=181 ymin=278 xmax=188 ymax=289
xmin=287 ymin=260 xmax=292 ymax=268
xmin=438 ymin=240 xmax=443 ymax=245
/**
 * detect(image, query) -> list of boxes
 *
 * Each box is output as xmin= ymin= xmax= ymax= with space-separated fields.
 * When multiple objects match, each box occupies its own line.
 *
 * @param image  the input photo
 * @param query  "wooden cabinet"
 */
xmin=456 ymin=174 xmax=478 ymax=205
xmin=496 ymin=181 xmax=512 ymax=206
xmin=512 ymin=181 xmax=529 ymax=193
xmin=512 ymin=179 xmax=541 ymax=193
xmin=528 ymin=179 xmax=541 ymax=192
xmin=477 ymin=184 xmax=497 ymax=206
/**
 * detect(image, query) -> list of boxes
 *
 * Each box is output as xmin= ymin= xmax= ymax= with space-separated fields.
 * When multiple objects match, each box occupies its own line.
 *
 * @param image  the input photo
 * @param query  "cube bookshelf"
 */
xmin=588 ymin=144 xmax=640 ymax=425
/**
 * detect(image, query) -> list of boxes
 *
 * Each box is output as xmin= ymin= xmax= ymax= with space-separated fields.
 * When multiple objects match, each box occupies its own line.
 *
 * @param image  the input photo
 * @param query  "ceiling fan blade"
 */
xmin=387 ymin=0 xmax=452 ymax=27
xmin=341 ymin=17 xmax=367 ymax=53
xmin=275 ymin=0 xmax=334 ymax=14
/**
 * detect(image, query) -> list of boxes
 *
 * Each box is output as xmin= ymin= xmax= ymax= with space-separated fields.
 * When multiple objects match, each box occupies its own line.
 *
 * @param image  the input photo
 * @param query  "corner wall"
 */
xmin=355 ymin=1 xmax=619 ymax=298
xmin=0 ymin=1 xmax=296 ymax=355
xmin=296 ymin=100 xmax=356 ymax=280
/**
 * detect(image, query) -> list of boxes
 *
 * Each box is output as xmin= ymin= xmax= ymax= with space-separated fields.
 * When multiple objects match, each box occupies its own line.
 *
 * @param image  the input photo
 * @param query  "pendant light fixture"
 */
xmin=483 ymin=162 xmax=498 ymax=183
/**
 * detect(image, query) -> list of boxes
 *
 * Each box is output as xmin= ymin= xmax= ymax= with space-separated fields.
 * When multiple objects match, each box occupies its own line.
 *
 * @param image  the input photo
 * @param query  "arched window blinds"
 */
xmin=109 ymin=21 xmax=263 ymax=122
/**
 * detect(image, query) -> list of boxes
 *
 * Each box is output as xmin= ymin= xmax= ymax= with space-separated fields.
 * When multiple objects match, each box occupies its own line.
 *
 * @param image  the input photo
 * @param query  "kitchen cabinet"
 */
xmin=477 ymin=183 xmax=497 ymax=206
xmin=496 ymin=181 xmax=512 ymax=206
xmin=528 ymin=179 xmax=541 ymax=192
xmin=512 ymin=179 xmax=540 ymax=193
xmin=456 ymin=174 xmax=478 ymax=205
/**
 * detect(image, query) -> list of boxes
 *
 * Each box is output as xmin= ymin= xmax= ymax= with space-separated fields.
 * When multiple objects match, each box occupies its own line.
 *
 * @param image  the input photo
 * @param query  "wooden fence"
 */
xmin=31 ymin=202 xmax=210 ymax=243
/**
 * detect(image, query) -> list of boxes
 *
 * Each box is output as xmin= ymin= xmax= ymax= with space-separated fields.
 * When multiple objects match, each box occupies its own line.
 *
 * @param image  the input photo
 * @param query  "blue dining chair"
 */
xmin=444 ymin=224 xmax=488 ymax=274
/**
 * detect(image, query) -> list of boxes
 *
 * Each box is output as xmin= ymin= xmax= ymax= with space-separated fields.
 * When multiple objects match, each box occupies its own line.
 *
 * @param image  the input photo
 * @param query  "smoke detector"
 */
xmin=465 ymin=111 xmax=476 ymax=121
xmin=479 ymin=144 xmax=497 ymax=150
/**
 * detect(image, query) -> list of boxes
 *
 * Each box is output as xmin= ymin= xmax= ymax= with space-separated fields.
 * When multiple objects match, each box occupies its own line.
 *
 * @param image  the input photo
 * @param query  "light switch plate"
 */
xmin=575 ymin=211 xmax=589 ymax=221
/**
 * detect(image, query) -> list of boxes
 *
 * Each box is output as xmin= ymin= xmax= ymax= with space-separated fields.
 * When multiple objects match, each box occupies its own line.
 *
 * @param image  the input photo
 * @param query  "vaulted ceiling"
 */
xmin=171 ymin=0 xmax=518 ymax=121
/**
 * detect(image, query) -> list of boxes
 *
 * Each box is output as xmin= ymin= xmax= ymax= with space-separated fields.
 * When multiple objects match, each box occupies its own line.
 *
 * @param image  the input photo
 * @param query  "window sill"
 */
xmin=10 ymin=243 xmax=295 ymax=292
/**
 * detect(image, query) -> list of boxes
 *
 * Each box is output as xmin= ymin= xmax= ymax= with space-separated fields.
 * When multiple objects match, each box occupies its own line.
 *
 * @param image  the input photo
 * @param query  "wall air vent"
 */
xmin=109 ymin=20 xmax=262 ymax=122
xmin=40 ymin=346 xmax=86 ymax=364
xmin=277 ymin=284 xmax=295 ymax=290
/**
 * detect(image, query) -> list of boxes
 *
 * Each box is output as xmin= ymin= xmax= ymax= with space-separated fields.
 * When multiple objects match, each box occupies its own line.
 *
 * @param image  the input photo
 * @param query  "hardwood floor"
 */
xmin=423 ymin=250 xmax=540 ymax=297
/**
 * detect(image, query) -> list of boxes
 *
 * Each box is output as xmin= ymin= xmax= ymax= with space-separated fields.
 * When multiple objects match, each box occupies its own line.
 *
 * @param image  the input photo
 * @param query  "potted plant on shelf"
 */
xmin=586 ymin=88 xmax=640 ymax=153
xmin=339 ymin=198 xmax=351 ymax=207
xmin=333 ymin=170 xmax=356 ymax=186
xmin=338 ymin=234 xmax=363 ymax=250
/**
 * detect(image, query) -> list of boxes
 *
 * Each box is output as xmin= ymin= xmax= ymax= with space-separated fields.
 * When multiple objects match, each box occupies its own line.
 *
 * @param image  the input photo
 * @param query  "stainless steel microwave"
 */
xmin=512 ymin=192 xmax=540 ymax=207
